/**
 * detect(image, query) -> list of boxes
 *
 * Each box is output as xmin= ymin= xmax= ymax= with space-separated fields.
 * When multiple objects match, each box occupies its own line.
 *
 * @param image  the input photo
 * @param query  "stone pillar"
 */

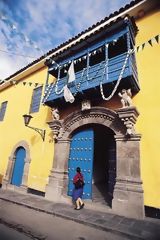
xmin=21 ymin=157 xmax=31 ymax=190
xmin=112 ymin=134 xmax=144 ymax=219
xmin=2 ymin=156 xmax=15 ymax=189
xmin=112 ymin=107 xmax=144 ymax=219
xmin=45 ymin=138 xmax=71 ymax=202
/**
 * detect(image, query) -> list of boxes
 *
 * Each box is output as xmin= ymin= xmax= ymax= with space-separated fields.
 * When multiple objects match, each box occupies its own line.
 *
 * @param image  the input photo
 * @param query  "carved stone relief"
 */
xmin=46 ymin=105 xmax=144 ymax=218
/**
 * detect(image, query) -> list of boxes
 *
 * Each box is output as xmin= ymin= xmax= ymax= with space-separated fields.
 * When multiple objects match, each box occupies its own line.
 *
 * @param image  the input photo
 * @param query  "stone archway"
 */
xmin=45 ymin=106 xmax=144 ymax=218
xmin=2 ymin=140 xmax=31 ymax=193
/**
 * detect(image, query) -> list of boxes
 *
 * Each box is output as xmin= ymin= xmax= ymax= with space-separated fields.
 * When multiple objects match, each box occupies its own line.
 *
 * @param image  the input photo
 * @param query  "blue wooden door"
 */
xmin=11 ymin=147 xmax=26 ymax=186
xmin=68 ymin=129 xmax=94 ymax=199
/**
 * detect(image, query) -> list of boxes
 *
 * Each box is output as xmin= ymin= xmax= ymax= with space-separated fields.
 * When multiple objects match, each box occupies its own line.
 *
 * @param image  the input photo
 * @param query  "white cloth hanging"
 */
xmin=68 ymin=61 xmax=75 ymax=83
xmin=63 ymin=85 xmax=75 ymax=103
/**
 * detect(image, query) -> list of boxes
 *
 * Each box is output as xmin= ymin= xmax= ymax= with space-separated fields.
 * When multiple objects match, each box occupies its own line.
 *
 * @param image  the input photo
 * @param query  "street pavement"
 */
xmin=0 ymin=189 xmax=160 ymax=240
xmin=0 ymin=223 xmax=33 ymax=240
xmin=0 ymin=201 xmax=131 ymax=240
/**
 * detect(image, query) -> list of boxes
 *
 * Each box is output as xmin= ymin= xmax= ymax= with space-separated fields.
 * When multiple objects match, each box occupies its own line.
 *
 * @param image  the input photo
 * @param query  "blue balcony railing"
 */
xmin=43 ymin=51 xmax=139 ymax=105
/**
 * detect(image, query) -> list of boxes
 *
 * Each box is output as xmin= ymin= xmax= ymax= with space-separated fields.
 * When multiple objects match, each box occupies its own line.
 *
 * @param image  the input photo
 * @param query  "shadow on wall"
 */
xmin=0 ymin=174 xmax=3 ymax=188
xmin=27 ymin=188 xmax=45 ymax=197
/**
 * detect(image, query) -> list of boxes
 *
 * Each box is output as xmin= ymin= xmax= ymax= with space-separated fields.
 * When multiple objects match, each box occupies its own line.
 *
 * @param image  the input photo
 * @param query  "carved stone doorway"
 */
xmin=46 ymin=106 xmax=144 ymax=218
xmin=2 ymin=141 xmax=31 ymax=193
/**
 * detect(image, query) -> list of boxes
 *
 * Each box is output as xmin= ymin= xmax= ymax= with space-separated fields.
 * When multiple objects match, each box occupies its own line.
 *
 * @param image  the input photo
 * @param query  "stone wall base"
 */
xmin=45 ymin=170 xmax=70 ymax=204
xmin=45 ymin=177 xmax=63 ymax=201
xmin=2 ymin=179 xmax=27 ymax=194
xmin=45 ymin=184 xmax=71 ymax=204
xmin=112 ymin=181 xmax=144 ymax=219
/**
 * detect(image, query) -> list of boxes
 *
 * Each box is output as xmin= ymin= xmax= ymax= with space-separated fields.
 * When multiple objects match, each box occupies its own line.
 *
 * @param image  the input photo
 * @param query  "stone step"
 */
xmin=92 ymin=183 xmax=112 ymax=206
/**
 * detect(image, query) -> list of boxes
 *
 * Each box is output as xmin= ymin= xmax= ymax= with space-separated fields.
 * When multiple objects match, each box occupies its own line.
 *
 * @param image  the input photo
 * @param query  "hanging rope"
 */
xmin=87 ymin=61 xmax=104 ymax=82
xmin=100 ymin=50 xmax=131 ymax=101
xmin=86 ymin=47 xmax=106 ymax=82
xmin=74 ymin=68 xmax=86 ymax=92
xmin=104 ymin=43 xmax=109 ymax=83
xmin=52 ymin=45 xmax=109 ymax=98
xmin=46 ymin=41 xmax=132 ymax=102
xmin=42 ymin=82 xmax=55 ymax=104
xmin=74 ymin=61 xmax=103 ymax=96
xmin=55 ymin=67 xmax=65 ymax=95
xmin=86 ymin=51 xmax=90 ymax=81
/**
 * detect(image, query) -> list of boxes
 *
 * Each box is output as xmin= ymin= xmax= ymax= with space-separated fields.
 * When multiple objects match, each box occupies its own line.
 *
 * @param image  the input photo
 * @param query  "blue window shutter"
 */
xmin=29 ymin=86 xmax=43 ymax=113
xmin=0 ymin=101 xmax=8 ymax=121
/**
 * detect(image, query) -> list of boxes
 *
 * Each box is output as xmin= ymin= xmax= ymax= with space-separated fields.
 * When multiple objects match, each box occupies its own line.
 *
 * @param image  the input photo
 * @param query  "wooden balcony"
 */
xmin=43 ymin=51 xmax=139 ymax=107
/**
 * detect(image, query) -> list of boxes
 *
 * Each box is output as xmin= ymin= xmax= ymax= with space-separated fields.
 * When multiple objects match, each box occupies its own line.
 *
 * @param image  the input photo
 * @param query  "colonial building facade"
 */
xmin=0 ymin=0 xmax=159 ymax=219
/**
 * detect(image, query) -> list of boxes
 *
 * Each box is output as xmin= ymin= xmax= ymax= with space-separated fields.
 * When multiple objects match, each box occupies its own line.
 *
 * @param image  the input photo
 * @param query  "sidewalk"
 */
xmin=0 ymin=189 xmax=160 ymax=240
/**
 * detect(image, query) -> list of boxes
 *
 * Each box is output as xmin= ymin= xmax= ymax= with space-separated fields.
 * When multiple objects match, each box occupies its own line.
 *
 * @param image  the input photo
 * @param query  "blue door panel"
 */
xmin=68 ymin=129 xmax=94 ymax=199
xmin=11 ymin=147 xmax=26 ymax=186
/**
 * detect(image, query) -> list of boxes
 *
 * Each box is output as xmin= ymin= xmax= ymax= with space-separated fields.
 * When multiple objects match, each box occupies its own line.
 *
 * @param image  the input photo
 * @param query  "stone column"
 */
xmin=45 ymin=137 xmax=71 ymax=202
xmin=2 ymin=156 xmax=15 ymax=189
xmin=21 ymin=157 xmax=31 ymax=191
xmin=112 ymin=107 xmax=144 ymax=219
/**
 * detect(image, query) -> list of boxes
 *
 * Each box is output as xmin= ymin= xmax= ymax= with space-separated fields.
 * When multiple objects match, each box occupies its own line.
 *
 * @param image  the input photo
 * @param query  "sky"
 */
xmin=0 ymin=0 xmax=132 ymax=80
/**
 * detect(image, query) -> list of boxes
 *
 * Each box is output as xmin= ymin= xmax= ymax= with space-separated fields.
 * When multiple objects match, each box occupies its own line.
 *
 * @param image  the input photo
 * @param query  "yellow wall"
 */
xmin=134 ymin=10 xmax=160 ymax=208
xmin=0 ymin=66 xmax=55 ymax=192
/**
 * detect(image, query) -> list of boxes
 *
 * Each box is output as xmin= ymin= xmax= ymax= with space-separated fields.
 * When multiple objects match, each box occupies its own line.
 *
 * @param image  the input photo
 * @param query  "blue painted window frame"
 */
xmin=0 ymin=101 xmax=8 ymax=121
xmin=29 ymin=86 xmax=43 ymax=113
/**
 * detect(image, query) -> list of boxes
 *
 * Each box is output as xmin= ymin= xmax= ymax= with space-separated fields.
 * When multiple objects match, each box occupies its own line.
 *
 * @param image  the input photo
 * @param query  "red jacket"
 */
xmin=73 ymin=172 xmax=84 ymax=184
